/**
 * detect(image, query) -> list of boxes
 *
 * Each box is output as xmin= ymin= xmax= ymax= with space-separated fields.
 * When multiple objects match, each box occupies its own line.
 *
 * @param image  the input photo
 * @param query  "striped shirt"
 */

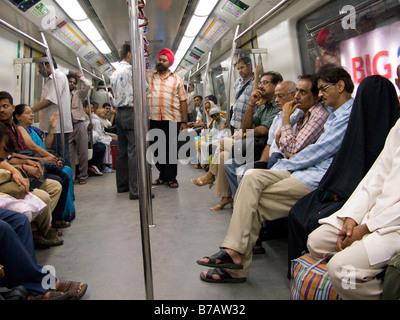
xmin=279 ymin=102 xmax=330 ymax=158
xmin=272 ymin=98 xmax=354 ymax=189
xmin=146 ymin=70 xmax=187 ymax=122
xmin=230 ymin=76 xmax=254 ymax=129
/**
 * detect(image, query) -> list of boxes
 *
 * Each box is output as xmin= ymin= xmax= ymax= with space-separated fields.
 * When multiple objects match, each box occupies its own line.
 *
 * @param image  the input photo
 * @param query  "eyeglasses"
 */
xmin=318 ymin=82 xmax=336 ymax=92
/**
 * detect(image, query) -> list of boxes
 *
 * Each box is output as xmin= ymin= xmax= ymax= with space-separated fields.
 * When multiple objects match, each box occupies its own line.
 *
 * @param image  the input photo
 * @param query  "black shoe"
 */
xmin=129 ymin=193 xmax=155 ymax=200
xmin=33 ymin=237 xmax=52 ymax=249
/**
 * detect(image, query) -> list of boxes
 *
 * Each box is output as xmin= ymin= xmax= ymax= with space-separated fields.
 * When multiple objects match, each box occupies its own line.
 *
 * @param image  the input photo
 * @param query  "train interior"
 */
xmin=1 ymin=0 xmax=400 ymax=301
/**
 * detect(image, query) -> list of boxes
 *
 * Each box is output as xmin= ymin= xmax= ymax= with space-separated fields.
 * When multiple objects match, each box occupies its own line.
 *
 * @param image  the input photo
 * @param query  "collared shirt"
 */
xmin=146 ymin=70 xmax=187 ymax=122
xmin=110 ymin=61 xmax=134 ymax=108
xmin=279 ymin=102 xmax=330 ymax=158
xmin=231 ymin=76 xmax=254 ymax=129
xmin=39 ymin=69 xmax=73 ymax=133
xmin=272 ymin=98 xmax=354 ymax=189
xmin=71 ymin=76 xmax=91 ymax=122
xmin=253 ymin=100 xmax=279 ymax=131
xmin=4 ymin=122 xmax=27 ymax=151
xmin=268 ymin=109 xmax=303 ymax=156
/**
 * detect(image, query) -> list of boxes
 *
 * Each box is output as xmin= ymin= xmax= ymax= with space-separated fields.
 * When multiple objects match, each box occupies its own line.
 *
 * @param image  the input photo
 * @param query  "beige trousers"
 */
xmin=31 ymin=178 xmax=62 ymax=236
xmin=222 ymin=169 xmax=313 ymax=278
xmin=307 ymin=224 xmax=396 ymax=300
xmin=209 ymin=137 xmax=234 ymax=198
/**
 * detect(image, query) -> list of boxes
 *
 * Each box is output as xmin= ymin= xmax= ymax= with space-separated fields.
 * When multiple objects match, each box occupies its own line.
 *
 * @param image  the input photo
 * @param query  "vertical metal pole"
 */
xmin=76 ymin=57 xmax=93 ymax=148
xmin=128 ymin=0 xmax=154 ymax=300
xmin=40 ymin=32 xmax=65 ymax=159
xmin=225 ymin=25 xmax=240 ymax=132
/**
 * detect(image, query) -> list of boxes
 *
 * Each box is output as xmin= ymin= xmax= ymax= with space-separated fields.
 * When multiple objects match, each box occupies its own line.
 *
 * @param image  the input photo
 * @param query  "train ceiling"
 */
xmin=0 ymin=0 xmax=285 ymax=79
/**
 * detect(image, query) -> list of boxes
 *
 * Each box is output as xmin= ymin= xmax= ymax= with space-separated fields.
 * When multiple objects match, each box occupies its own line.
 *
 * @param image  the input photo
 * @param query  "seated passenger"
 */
xmin=276 ymin=74 xmax=330 ymax=159
xmin=0 ymin=96 xmax=71 ymax=230
xmin=287 ymin=75 xmax=400 ymax=276
xmin=187 ymin=96 xmax=207 ymax=131
xmin=13 ymin=104 xmax=76 ymax=224
xmin=83 ymin=101 xmax=106 ymax=176
xmin=191 ymin=71 xmax=282 ymax=212
xmin=195 ymin=65 xmax=354 ymax=283
xmin=0 ymin=123 xmax=63 ymax=248
xmin=0 ymin=208 xmax=87 ymax=300
xmin=197 ymin=105 xmax=229 ymax=167
xmin=307 ymin=115 xmax=400 ymax=300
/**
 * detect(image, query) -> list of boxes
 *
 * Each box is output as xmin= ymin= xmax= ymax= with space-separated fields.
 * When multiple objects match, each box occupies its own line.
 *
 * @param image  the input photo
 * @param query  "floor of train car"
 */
xmin=36 ymin=161 xmax=290 ymax=300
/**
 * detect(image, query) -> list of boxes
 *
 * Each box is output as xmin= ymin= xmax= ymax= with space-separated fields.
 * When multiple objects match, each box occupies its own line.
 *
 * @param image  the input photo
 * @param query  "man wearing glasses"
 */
xmin=196 ymin=65 xmax=355 ymax=283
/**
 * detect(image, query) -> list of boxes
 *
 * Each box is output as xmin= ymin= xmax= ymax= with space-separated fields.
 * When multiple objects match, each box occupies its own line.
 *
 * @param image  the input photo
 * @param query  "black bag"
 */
xmin=232 ymin=136 xmax=267 ymax=163
xmin=0 ymin=286 xmax=29 ymax=300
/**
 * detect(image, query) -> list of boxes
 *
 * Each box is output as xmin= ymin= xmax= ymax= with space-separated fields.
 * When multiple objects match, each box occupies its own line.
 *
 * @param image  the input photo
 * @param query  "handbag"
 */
xmin=290 ymin=254 xmax=341 ymax=300
xmin=0 ymin=169 xmax=28 ymax=199
xmin=382 ymin=252 xmax=400 ymax=300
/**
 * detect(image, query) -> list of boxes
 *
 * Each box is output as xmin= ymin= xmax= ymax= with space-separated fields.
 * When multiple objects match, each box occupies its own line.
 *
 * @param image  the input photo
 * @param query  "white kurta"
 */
xmin=320 ymin=119 xmax=400 ymax=265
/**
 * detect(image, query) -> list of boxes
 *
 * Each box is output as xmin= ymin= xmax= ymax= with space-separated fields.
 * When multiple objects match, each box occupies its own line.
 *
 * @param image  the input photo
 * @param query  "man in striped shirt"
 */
xmin=147 ymin=48 xmax=188 ymax=188
xmin=196 ymin=65 xmax=355 ymax=283
xmin=277 ymin=74 xmax=330 ymax=159
xmin=230 ymin=57 xmax=255 ymax=133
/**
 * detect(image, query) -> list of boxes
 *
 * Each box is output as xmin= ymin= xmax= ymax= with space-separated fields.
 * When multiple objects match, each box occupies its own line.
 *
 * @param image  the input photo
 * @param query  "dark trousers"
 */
xmin=89 ymin=142 xmax=106 ymax=171
xmin=47 ymin=133 xmax=71 ymax=167
xmin=0 ymin=209 xmax=50 ymax=295
xmin=149 ymin=120 xmax=181 ymax=182
xmin=44 ymin=163 xmax=70 ymax=224
xmin=115 ymin=109 xmax=138 ymax=197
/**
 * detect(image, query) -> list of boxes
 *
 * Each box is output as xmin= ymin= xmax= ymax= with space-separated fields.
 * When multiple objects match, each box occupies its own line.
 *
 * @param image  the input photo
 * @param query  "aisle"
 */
xmin=36 ymin=163 xmax=290 ymax=300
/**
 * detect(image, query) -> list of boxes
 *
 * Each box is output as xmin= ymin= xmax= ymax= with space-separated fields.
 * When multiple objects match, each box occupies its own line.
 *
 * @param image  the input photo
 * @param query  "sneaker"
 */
xmin=102 ymin=167 xmax=115 ymax=173
xmin=89 ymin=165 xmax=103 ymax=176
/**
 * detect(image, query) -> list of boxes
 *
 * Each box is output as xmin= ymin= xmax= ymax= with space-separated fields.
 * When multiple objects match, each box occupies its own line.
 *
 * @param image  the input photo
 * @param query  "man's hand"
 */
xmin=335 ymin=218 xmax=370 ymax=252
xmin=180 ymin=123 xmax=188 ymax=131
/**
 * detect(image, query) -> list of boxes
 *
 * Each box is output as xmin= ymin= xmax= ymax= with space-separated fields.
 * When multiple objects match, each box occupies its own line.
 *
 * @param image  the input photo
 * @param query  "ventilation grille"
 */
xmin=171 ymin=0 xmax=199 ymax=52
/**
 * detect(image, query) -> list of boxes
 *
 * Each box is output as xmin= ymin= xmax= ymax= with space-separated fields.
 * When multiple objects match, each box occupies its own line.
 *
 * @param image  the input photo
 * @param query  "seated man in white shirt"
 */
xmin=83 ymin=101 xmax=106 ymax=176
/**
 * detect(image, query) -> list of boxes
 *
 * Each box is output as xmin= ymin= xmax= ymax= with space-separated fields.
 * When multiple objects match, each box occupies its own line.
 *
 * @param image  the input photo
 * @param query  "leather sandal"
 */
xmin=197 ymin=250 xmax=243 ymax=269
xmin=200 ymin=268 xmax=246 ymax=284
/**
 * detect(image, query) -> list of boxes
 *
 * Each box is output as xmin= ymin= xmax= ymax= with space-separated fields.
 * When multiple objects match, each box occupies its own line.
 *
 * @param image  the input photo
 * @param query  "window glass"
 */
xmin=298 ymin=0 xmax=400 ymax=91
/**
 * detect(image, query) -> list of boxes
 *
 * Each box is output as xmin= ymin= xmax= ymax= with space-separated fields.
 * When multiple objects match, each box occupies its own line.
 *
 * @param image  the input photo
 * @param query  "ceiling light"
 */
xmin=184 ymin=15 xmax=208 ymax=37
xmin=195 ymin=0 xmax=219 ymax=16
xmin=178 ymin=36 xmax=195 ymax=53
xmin=93 ymin=40 xmax=111 ymax=55
xmin=55 ymin=0 xmax=88 ymax=21
xmin=75 ymin=19 xmax=103 ymax=42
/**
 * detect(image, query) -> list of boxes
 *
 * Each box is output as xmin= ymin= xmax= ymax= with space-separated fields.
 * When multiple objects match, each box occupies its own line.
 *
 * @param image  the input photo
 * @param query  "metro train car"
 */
xmin=0 ymin=0 xmax=399 ymax=303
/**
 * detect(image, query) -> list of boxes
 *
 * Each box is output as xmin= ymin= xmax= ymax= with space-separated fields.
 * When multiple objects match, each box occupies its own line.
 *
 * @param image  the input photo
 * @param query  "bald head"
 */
xmin=274 ymin=81 xmax=297 ymax=109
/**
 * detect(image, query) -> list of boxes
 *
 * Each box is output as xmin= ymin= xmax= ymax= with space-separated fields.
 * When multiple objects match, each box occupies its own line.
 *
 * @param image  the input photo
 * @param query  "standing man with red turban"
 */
xmin=147 ymin=48 xmax=188 ymax=188
xmin=315 ymin=28 xmax=341 ymax=72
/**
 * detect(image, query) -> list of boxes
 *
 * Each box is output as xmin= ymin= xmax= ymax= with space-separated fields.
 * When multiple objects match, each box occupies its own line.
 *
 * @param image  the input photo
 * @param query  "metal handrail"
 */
xmin=235 ymin=0 xmax=297 ymax=42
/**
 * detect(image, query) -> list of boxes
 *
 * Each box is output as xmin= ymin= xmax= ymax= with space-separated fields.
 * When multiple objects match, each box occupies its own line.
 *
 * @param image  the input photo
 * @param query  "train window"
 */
xmin=297 ymin=0 xmax=400 ymax=87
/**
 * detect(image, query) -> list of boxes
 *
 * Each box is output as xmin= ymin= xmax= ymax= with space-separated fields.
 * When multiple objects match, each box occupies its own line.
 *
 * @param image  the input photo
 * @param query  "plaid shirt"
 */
xmin=272 ymin=99 xmax=354 ymax=189
xmin=230 ymin=76 xmax=254 ymax=129
xmin=147 ymin=70 xmax=187 ymax=122
xmin=279 ymin=102 xmax=330 ymax=158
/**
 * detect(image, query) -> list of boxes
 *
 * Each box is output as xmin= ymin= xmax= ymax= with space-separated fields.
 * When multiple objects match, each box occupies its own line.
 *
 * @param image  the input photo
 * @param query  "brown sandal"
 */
xmin=54 ymin=280 xmax=88 ymax=300
xmin=29 ymin=290 xmax=70 ymax=300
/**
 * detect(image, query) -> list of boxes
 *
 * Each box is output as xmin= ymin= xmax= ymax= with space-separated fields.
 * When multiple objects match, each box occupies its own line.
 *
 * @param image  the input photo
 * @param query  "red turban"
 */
xmin=316 ymin=28 xmax=330 ymax=47
xmin=157 ymin=48 xmax=175 ymax=66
